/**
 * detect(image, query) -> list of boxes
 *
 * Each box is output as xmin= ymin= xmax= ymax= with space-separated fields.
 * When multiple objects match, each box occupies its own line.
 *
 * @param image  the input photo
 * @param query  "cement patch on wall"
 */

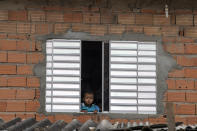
xmin=34 ymin=30 xmax=178 ymax=119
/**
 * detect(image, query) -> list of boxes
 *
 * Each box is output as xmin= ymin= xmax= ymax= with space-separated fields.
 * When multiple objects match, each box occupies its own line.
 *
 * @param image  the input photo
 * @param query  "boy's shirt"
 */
xmin=81 ymin=103 xmax=100 ymax=112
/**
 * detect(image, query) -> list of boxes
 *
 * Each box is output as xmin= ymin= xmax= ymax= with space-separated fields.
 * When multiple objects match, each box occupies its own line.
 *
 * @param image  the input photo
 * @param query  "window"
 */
xmin=109 ymin=41 xmax=156 ymax=114
xmin=46 ymin=39 xmax=157 ymax=114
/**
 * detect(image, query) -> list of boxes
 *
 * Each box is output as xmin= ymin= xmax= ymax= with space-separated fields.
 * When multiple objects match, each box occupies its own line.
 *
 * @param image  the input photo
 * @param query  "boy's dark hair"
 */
xmin=83 ymin=90 xmax=94 ymax=99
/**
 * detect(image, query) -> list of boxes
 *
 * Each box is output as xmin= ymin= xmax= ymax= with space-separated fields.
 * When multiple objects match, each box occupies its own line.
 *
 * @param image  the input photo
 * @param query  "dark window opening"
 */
xmin=81 ymin=41 xmax=103 ymax=111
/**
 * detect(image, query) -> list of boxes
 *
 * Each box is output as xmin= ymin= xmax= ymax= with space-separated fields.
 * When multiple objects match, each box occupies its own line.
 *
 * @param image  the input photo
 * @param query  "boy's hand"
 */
xmin=93 ymin=110 xmax=98 ymax=114
xmin=81 ymin=110 xmax=87 ymax=113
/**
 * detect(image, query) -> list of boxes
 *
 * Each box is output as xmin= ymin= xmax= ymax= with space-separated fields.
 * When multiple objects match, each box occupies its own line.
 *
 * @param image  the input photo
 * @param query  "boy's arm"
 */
xmin=95 ymin=105 xmax=100 ymax=112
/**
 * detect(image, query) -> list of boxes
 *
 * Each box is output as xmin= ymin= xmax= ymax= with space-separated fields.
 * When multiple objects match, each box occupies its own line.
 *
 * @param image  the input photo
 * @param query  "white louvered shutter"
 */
xmin=109 ymin=41 xmax=157 ymax=114
xmin=46 ymin=39 xmax=81 ymax=112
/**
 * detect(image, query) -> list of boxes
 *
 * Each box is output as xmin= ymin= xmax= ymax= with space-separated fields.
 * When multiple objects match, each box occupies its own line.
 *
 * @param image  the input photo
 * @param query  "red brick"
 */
xmin=167 ymin=92 xmax=185 ymax=102
xmin=55 ymin=114 xmax=73 ymax=123
xmin=16 ymin=89 xmax=35 ymax=100
xmin=194 ymin=10 xmax=197 ymax=15
xmin=163 ymin=43 xmax=184 ymax=54
xmin=46 ymin=12 xmax=64 ymax=22
xmin=27 ymin=53 xmax=44 ymax=64
xmin=35 ymin=89 xmax=40 ymax=99
xmin=76 ymin=115 xmax=92 ymax=123
xmin=185 ymin=44 xmax=197 ymax=54
xmin=54 ymin=23 xmax=70 ymax=34
xmin=176 ymin=56 xmax=197 ymax=66
xmin=8 ymin=10 xmax=27 ymax=21
xmin=153 ymin=15 xmax=170 ymax=25
xmin=126 ymin=25 xmax=143 ymax=33
xmin=26 ymin=113 xmax=36 ymax=119
xmin=81 ymin=7 xmax=99 ymax=12
xmin=64 ymin=13 xmax=82 ymax=23
xmin=26 ymin=100 xmax=40 ymax=112
xmin=28 ymin=10 xmax=45 ymax=22
xmin=136 ymin=14 xmax=153 ymax=25
xmin=175 ymin=116 xmax=187 ymax=124
xmin=7 ymin=101 xmax=25 ymax=112
xmin=72 ymin=23 xmax=90 ymax=32
xmin=0 ymin=114 xmax=15 ymax=122
xmin=175 ymin=9 xmax=193 ymax=14
xmin=8 ymin=52 xmax=26 ymax=63
xmin=7 ymin=77 xmax=26 ymax=87
xmin=176 ymin=15 xmax=193 ymax=26
xmin=175 ymin=104 xmax=195 ymax=115
xmin=171 ymin=15 xmax=176 ymax=25
xmin=36 ymin=114 xmax=55 ymax=122
xmin=63 ymin=7 xmax=81 ymax=12
xmin=0 ymin=89 xmax=16 ymax=99
xmin=168 ymin=69 xmax=185 ymax=78
xmin=144 ymin=26 xmax=161 ymax=36
xmin=161 ymin=26 xmax=179 ymax=36
xmin=43 ymin=6 xmax=63 ymax=11
xmin=111 ymin=7 xmax=130 ymax=13
xmin=162 ymin=37 xmax=194 ymax=43
xmin=90 ymin=25 xmax=107 ymax=36
xmin=186 ymin=117 xmax=197 ymax=125
xmin=0 ymin=77 xmax=7 ymax=86
xmin=176 ymin=37 xmax=194 ymax=43
xmin=166 ymin=79 xmax=175 ymax=89
xmin=0 ymin=23 xmax=16 ymax=33
xmin=16 ymin=40 xmax=36 ymax=51
xmin=36 ymin=23 xmax=52 ymax=35
xmin=15 ymin=113 xmax=26 ymax=120
xmin=185 ymin=68 xmax=197 ymax=78
xmin=186 ymin=92 xmax=197 ymax=102
xmin=0 ymin=51 xmax=7 ymax=62
xmin=118 ymin=13 xmax=135 ymax=25
xmin=0 ymin=40 xmax=17 ymax=50
xmin=195 ymin=81 xmax=197 ymax=90
xmin=8 ymin=34 xmax=27 ymax=40
xmin=36 ymin=114 xmax=55 ymax=123
xmin=17 ymin=23 xmax=35 ymax=34
xmin=0 ymin=34 xmax=7 ymax=39
xmin=185 ymin=27 xmax=197 ymax=38
xmin=17 ymin=113 xmax=35 ymax=120
xmin=101 ymin=14 xmax=116 ymax=24
xmin=0 ymin=102 xmax=7 ymax=112
xmin=176 ymin=79 xmax=195 ymax=90
xmin=0 ymin=10 xmax=8 ymax=20
xmin=194 ymin=15 xmax=197 ymax=26
xmin=0 ymin=65 xmax=16 ymax=75
xmin=17 ymin=65 xmax=33 ymax=75
xmin=35 ymin=41 xmax=42 ymax=51
xmin=83 ymin=13 xmax=100 ymax=24
xmin=141 ymin=9 xmax=156 ymax=14
xmin=109 ymin=25 xmax=125 ymax=34
xmin=27 ymin=77 xmax=40 ymax=88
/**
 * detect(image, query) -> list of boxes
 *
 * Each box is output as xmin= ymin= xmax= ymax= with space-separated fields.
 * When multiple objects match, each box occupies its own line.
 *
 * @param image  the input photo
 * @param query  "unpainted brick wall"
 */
xmin=0 ymin=5 xmax=197 ymax=124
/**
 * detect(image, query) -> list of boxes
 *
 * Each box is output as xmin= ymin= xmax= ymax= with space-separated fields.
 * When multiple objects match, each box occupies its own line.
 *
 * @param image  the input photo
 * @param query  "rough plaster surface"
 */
xmin=33 ymin=30 xmax=178 ymax=119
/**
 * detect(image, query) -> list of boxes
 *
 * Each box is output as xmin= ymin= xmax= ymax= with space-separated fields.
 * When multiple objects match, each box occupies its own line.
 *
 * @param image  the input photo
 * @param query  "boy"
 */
xmin=81 ymin=91 xmax=100 ymax=113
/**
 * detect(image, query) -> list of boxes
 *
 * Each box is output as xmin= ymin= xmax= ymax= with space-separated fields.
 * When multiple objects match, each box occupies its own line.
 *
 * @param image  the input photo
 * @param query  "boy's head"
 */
xmin=83 ymin=91 xmax=94 ymax=106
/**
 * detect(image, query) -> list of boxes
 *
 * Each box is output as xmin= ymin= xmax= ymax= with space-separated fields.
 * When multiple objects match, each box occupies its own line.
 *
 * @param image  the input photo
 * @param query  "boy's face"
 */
xmin=84 ymin=93 xmax=94 ymax=106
